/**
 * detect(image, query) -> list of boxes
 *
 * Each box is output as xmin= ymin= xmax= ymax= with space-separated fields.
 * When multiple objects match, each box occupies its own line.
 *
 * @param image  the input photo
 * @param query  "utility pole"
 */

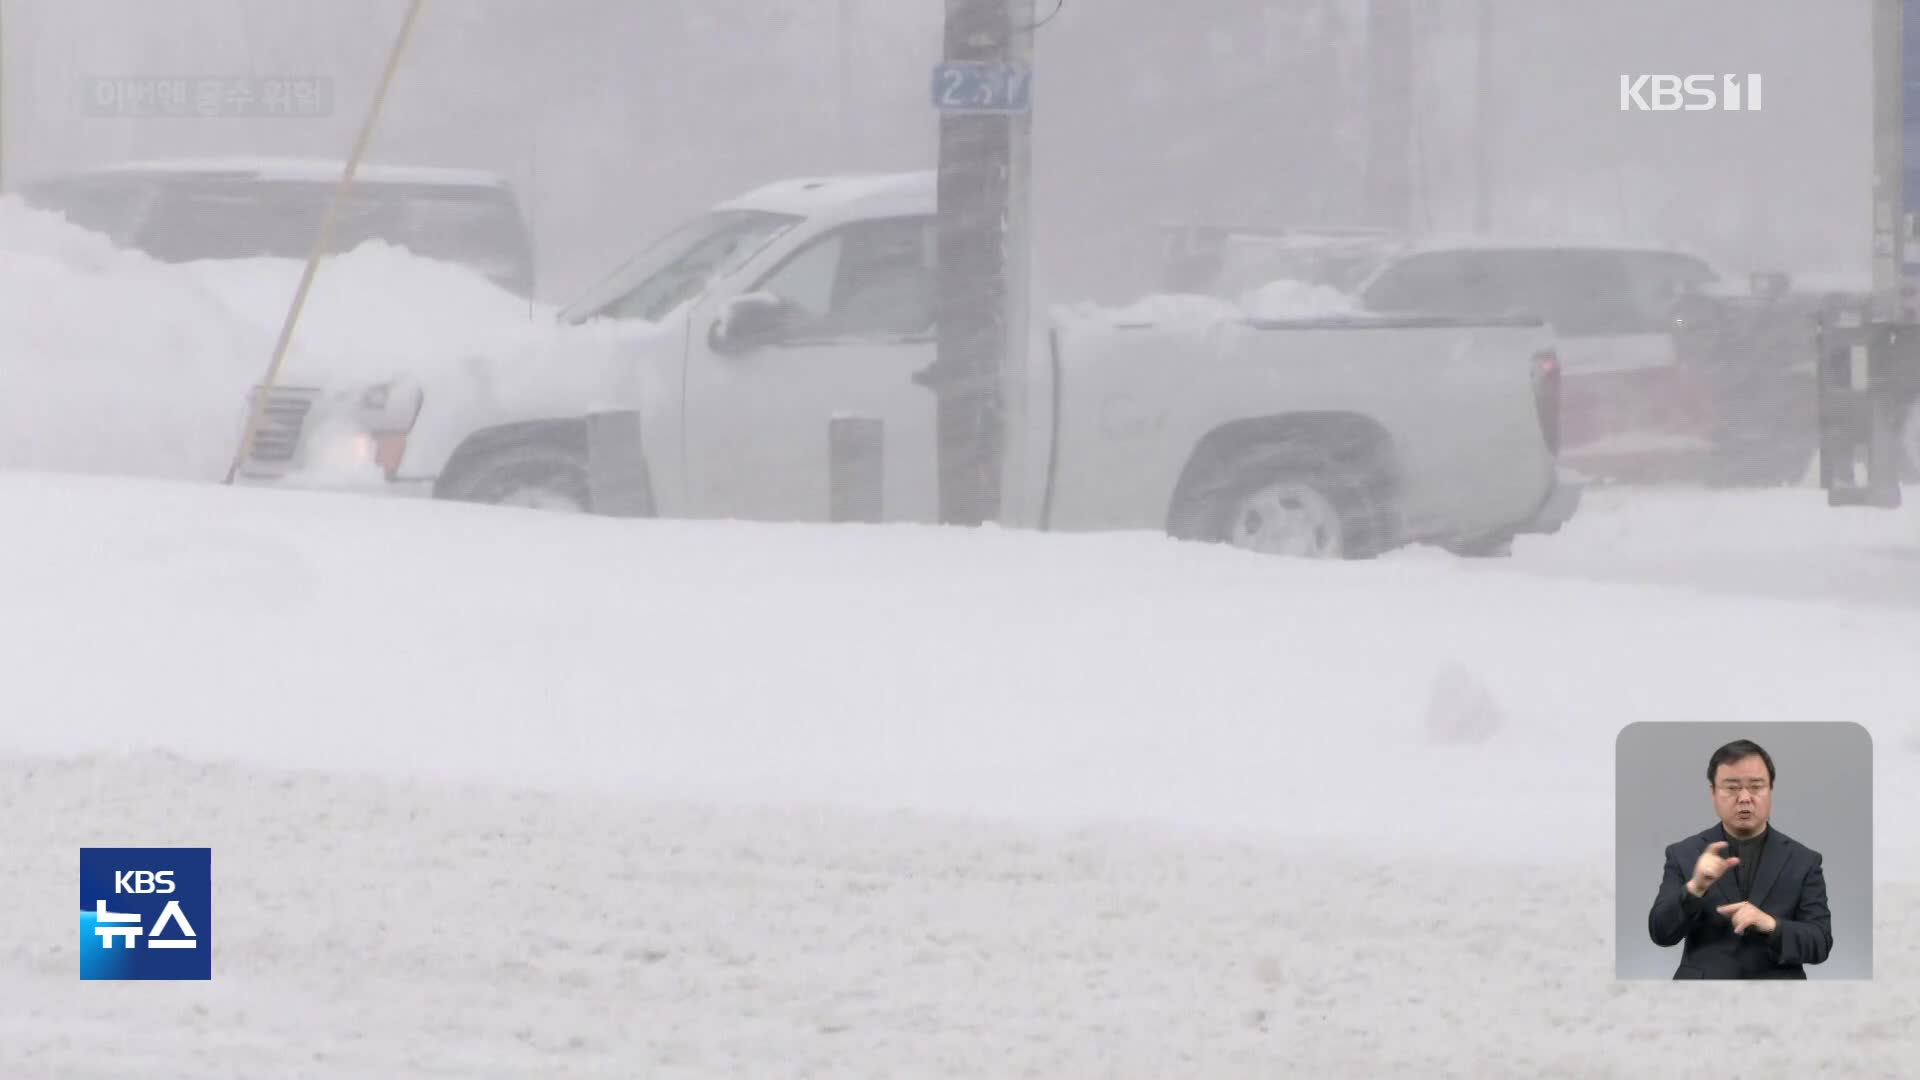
xmin=838 ymin=0 xmax=857 ymax=162
xmin=1472 ymin=0 xmax=1494 ymax=234
xmin=1365 ymin=0 xmax=1413 ymax=231
xmin=1001 ymin=0 xmax=1034 ymax=528
xmin=1873 ymin=0 xmax=1906 ymax=321
xmin=924 ymin=0 xmax=1032 ymax=527
xmin=1817 ymin=0 xmax=1908 ymax=508
xmin=0 ymin=0 xmax=9 ymax=194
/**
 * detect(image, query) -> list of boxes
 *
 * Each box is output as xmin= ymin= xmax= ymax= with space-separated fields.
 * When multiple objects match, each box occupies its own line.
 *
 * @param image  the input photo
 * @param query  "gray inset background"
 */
xmin=1616 ymin=722 xmax=1873 ymax=980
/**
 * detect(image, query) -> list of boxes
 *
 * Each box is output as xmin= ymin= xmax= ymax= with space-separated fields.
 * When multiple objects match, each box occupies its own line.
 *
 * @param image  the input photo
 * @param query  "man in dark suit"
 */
xmin=1647 ymin=739 xmax=1833 ymax=979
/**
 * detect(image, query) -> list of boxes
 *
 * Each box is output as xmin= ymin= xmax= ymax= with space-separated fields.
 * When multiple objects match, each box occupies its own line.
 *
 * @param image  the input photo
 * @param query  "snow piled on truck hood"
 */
xmin=0 ymin=195 xmax=591 ymax=483
xmin=184 ymin=245 xmax=563 ymax=386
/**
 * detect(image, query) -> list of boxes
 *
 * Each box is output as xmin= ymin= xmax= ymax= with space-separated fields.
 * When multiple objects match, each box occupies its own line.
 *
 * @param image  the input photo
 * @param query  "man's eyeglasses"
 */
xmin=1716 ymin=781 xmax=1770 ymax=796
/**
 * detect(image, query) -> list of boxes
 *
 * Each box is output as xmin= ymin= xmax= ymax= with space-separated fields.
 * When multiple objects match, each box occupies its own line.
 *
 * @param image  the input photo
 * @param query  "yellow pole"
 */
xmin=224 ymin=0 xmax=427 ymax=484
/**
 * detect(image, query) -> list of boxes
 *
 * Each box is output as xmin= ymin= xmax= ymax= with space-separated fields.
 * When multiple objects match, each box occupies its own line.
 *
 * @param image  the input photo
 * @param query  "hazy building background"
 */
xmin=0 ymin=0 xmax=1872 ymax=303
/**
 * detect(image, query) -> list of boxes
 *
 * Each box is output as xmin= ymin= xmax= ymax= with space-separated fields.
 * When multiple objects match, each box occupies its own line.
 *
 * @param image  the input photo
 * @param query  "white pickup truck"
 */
xmin=238 ymin=171 xmax=1579 ymax=558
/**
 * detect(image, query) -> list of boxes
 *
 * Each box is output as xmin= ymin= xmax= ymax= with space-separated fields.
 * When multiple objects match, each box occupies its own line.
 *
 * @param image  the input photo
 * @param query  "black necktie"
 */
xmin=1734 ymin=838 xmax=1756 ymax=897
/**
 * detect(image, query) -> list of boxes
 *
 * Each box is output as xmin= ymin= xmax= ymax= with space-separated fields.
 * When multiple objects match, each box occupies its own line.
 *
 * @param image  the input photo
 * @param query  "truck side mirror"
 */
xmin=711 ymin=292 xmax=790 ymax=354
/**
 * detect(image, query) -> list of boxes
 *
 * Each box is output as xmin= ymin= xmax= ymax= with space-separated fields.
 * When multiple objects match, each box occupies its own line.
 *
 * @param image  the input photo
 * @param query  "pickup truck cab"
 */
xmin=240 ymin=172 xmax=1578 ymax=558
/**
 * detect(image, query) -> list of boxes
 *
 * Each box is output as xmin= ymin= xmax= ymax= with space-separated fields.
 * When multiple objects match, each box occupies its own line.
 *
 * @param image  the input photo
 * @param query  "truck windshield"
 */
xmin=561 ymin=209 xmax=801 ymax=325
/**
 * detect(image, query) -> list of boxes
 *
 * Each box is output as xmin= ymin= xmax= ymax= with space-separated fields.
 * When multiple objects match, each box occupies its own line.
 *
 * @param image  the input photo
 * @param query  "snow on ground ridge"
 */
xmin=2 ymin=752 xmax=1913 ymax=1078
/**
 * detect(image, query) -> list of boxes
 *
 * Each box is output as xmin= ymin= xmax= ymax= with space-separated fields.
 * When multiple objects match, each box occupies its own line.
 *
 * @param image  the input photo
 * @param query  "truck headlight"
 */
xmin=341 ymin=381 xmax=423 ymax=479
xmin=344 ymin=430 xmax=408 ymax=478
xmin=372 ymin=432 xmax=408 ymax=477
xmin=355 ymin=381 xmax=425 ymax=433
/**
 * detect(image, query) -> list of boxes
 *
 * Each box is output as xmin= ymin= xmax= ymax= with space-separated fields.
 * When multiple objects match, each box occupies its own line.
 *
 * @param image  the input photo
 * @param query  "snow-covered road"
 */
xmin=1503 ymin=485 xmax=1920 ymax=612
xmin=2 ymin=473 xmax=1916 ymax=1076
xmin=3 ymin=754 xmax=1914 ymax=1079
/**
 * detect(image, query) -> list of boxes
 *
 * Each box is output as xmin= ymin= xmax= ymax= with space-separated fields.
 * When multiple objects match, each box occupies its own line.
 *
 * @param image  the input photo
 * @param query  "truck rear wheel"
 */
xmin=1442 ymin=533 xmax=1515 ymax=558
xmin=1177 ymin=445 xmax=1380 ymax=559
xmin=443 ymin=443 xmax=593 ymax=514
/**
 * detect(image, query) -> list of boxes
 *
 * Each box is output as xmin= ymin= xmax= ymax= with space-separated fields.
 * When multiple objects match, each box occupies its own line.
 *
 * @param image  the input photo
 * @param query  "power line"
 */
xmin=1020 ymin=0 xmax=1065 ymax=33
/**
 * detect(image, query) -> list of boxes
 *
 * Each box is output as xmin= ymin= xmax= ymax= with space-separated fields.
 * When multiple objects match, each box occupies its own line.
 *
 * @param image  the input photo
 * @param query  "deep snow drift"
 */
xmin=2 ymin=474 xmax=1915 ymax=1075
xmin=0 ymin=195 xmax=559 ymax=482
xmin=3 ymin=472 xmax=1916 ymax=865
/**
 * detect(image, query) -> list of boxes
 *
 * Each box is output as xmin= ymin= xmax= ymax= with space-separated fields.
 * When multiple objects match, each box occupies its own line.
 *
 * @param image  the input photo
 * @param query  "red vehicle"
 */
xmin=1149 ymin=229 xmax=1828 ymax=486
xmin=1357 ymin=241 xmax=1733 ymax=484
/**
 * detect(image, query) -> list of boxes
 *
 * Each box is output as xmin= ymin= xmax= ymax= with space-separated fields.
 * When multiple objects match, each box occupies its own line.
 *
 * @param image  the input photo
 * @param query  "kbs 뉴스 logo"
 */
xmin=79 ymin=848 xmax=211 ymax=980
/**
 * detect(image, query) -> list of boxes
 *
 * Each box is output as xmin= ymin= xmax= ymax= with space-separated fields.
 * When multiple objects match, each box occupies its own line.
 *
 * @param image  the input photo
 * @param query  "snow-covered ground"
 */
xmin=6 ymin=756 xmax=1914 ymax=1079
xmin=2 ymin=472 xmax=1917 ymax=1076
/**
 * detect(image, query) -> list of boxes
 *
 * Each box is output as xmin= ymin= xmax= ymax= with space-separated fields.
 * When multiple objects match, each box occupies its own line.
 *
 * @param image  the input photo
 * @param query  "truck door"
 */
xmin=682 ymin=216 xmax=940 ymax=523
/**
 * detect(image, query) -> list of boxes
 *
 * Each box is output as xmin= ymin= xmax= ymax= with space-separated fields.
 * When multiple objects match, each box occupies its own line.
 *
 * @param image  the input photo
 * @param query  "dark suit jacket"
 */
xmin=1647 ymin=823 xmax=1833 ymax=979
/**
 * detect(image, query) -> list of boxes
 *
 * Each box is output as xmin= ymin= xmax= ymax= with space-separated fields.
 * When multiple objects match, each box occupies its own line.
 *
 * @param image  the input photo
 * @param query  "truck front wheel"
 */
xmin=442 ymin=443 xmax=593 ymax=514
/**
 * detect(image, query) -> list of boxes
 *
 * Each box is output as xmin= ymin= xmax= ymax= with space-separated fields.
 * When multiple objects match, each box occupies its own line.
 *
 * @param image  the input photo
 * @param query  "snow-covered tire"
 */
xmin=1174 ymin=444 xmax=1381 ymax=560
xmin=442 ymin=443 xmax=593 ymax=514
xmin=1443 ymin=534 xmax=1515 ymax=559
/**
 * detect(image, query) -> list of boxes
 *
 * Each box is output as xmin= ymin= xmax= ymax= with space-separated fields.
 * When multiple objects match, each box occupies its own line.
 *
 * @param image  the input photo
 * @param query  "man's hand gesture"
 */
xmin=1687 ymin=841 xmax=1740 ymax=897
xmin=1716 ymin=901 xmax=1777 ymax=935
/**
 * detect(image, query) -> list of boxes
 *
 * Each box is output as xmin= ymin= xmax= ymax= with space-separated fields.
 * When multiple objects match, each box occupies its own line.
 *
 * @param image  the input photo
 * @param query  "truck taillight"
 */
xmin=1531 ymin=350 xmax=1562 ymax=454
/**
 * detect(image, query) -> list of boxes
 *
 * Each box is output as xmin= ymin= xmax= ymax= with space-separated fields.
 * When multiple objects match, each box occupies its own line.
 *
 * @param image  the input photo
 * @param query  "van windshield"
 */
xmin=130 ymin=180 xmax=530 ymax=286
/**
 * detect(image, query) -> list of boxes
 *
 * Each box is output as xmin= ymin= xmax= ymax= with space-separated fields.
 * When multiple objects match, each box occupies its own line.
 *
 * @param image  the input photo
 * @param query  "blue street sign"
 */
xmin=931 ymin=61 xmax=1032 ymax=115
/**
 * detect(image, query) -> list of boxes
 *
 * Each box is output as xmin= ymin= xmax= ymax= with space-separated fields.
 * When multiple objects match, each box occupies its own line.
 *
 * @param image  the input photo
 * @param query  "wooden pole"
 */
xmin=224 ymin=0 xmax=427 ymax=484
